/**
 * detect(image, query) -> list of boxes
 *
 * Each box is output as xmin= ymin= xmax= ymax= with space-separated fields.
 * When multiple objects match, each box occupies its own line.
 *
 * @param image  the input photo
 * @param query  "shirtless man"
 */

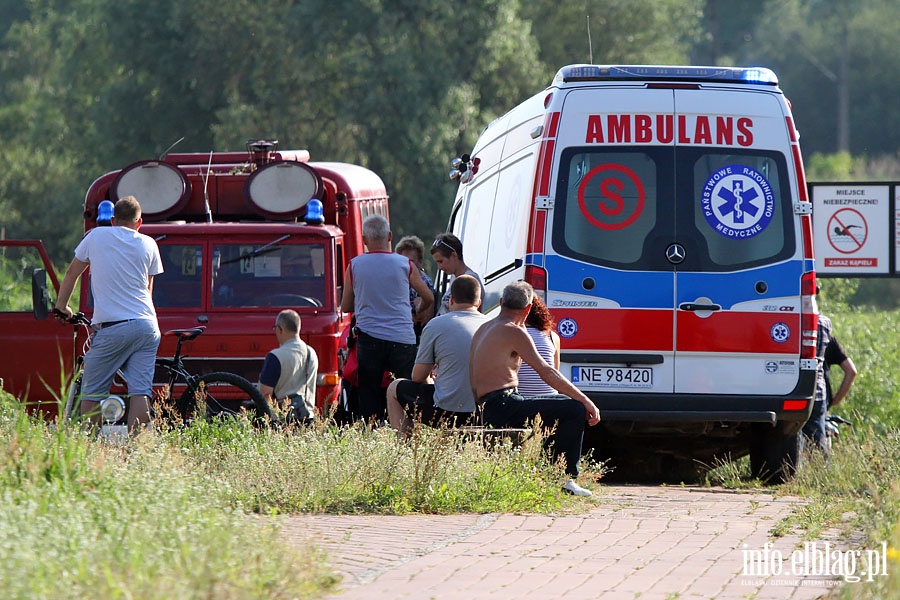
xmin=470 ymin=281 xmax=601 ymax=496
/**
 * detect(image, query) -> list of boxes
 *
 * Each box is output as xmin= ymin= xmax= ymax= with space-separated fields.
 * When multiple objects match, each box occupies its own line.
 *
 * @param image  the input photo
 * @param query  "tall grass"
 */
xmin=0 ymin=397 xmax=336 ymax=599
xmin=785 ymin=308 xmax=900 ymax=598
xmin=172 ymin=418 xmax=574 ymax=515
xmin=824 ymin=309 xmax=900 ymax=431
xmin=0 ymin=388 xmax=594 ymax=598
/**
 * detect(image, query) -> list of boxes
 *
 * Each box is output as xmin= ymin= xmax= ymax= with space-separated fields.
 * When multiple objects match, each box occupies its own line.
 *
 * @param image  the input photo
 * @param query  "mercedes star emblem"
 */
xmin=666 ymin=243 xmax=686 ymax=264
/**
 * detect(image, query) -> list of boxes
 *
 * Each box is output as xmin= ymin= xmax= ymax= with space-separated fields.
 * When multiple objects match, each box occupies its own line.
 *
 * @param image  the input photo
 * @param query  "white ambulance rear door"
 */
xmin=547 ymin=86 xmax=677 ymax=395
xmin=670 ymin=87 xmax=803 ymax=395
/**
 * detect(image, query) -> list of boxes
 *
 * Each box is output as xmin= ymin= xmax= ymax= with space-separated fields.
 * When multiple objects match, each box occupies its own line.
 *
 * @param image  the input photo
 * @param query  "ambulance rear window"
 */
xmin=685 ymin=150 xmax=794 ymax=268
xmin=553 ymin=147 xmax=795 ymax=272
xmin=555 ymin=149 xmax=660 ymax=266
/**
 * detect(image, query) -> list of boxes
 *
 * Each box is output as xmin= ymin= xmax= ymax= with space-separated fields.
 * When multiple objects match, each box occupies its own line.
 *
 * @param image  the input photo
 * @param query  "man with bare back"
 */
xmin=470 ymin=281 xmax=601 ymax=496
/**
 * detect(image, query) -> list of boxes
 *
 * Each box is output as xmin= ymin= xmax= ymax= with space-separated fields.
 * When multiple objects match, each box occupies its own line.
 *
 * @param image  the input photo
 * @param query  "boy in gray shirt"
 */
xmin=386 ymin=275 xmax=487 ymax=437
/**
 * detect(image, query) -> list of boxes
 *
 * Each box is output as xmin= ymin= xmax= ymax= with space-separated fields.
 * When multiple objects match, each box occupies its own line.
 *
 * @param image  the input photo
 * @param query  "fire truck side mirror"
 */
xmin=32 ymin=268 xmax=51 ymax=320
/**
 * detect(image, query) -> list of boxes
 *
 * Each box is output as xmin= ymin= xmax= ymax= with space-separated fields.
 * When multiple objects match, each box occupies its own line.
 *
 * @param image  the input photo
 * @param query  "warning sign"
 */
xmin=811 ymin=185 xmax=890 ymax=275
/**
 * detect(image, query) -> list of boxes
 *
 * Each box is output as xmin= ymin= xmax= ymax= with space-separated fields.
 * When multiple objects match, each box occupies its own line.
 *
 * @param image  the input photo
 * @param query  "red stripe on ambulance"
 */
xmin=676 ymin=312 xmax=801 ymax=354
xmin=554 ymin=308 xmax=673 ymax=351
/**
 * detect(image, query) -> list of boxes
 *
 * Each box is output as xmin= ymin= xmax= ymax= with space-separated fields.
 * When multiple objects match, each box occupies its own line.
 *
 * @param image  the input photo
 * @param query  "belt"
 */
xmin=477 ymin=387 xmax=518 ymax=405
xmin=97 ymin=319 xmax=133 ymax=329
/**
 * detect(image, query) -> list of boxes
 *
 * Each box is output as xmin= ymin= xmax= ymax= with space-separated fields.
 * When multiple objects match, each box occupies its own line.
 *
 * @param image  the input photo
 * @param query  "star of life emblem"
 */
xmin=701 ymin=164 xmax=775 ymax=240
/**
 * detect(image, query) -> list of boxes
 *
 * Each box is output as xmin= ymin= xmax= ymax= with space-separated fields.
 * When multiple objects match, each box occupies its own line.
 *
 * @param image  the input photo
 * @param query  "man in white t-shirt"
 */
xmin=386 ymin=275 xmax=487 ymax=437
xmin=55 ymin=196 xmax=163 ymax=432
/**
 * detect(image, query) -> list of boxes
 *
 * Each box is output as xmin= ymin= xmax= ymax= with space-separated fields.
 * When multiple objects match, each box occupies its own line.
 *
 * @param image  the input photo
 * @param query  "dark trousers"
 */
xmin=356 ymin=331 xmax=417 ymax=422
xmin=481 ymin=389 xmax=587 ymax=477
xmin=802 ymin=398 xmax=828 ymax=450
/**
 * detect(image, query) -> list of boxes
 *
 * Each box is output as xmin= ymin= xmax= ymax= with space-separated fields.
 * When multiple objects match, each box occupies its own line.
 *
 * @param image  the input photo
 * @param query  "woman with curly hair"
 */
xmin=517 ymin=294 xmax=561 ymax=397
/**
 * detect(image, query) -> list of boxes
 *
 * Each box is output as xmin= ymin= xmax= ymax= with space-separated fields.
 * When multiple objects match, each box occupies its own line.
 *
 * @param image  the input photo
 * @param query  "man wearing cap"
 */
xmin=55 ymin=196 xmax=163 ymax=432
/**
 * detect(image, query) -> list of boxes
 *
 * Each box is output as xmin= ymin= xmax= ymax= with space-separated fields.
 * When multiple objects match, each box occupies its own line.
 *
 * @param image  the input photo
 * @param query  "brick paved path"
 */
xmin=281 ymin=485 xmax=844 ymax=599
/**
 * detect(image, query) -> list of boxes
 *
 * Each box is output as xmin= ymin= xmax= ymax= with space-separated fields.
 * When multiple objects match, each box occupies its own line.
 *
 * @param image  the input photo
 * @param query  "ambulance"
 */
xmin=447 ymin=65 xmax=817 ymax=481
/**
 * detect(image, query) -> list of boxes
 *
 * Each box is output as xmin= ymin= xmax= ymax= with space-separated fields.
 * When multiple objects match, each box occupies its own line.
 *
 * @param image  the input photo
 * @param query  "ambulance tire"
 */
xmin=749 ymin=423 xmax=802 ymax=484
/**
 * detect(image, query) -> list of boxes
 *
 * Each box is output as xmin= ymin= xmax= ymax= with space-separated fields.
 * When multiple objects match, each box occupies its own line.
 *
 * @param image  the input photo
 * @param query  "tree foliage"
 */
xmin=1 ymin=0 xmax=899 ymax=272
xmin=0 ymin=0 xmax=702 ymax=262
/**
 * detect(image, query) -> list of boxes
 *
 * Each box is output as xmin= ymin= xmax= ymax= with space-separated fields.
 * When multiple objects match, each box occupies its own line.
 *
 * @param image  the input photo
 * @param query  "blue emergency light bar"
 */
xmin=556 ymin=65 xmax=779 ymax=86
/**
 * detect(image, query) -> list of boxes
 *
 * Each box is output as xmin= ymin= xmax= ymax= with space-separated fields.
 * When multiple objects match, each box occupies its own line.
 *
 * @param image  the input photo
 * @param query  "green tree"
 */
xmin=212 ymin=0 xmax=546 ymax=239
xmin=0 ymin=0 xmax=711 ymax=260
xmin=735 ymin=0 xmax=900 ymax=157
xmin=0 ymin=1 xmax=96 ymax=262
xmin=522 ymin=0 xmax=704 ymax=80
xmin=691 ymin=0 xmax=766 ymax=66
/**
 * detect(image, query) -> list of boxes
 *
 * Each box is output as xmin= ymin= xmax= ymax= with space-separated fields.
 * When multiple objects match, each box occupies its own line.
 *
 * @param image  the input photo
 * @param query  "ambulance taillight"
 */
xmin=800 ymin=271 xmax=818 ymax=360
xmin=525 ymin=265 xmax=547 ymax=302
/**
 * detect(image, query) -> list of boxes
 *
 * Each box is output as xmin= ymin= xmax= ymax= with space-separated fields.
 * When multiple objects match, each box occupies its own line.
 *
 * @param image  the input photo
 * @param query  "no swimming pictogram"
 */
xmin=827 ymin=208 xmax=868 ymax=254
xmin=577 ymin=164 xmax=645 ymax=230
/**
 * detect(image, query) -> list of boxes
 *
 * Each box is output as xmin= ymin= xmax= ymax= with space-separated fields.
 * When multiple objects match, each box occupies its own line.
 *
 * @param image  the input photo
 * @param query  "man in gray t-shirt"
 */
xmin=386 ymin=275 xmax=488 ymax=437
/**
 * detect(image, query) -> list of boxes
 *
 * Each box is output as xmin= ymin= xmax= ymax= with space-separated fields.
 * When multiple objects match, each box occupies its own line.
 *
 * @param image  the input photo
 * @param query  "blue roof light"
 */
xmin=97 ymin=200 xmax=114 ymax=225
xmin=556 ymin=65 xmax=779 ymax=86
xmin=740 ymin=67 xmax=778 ymax=84
xmin=304 ymin=198 xmax=324 ymax=225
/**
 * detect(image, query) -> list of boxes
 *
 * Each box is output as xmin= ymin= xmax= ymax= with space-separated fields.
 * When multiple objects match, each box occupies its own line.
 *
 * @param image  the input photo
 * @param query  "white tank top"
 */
xmin=517 ymin=326 xmax=556 ymax=397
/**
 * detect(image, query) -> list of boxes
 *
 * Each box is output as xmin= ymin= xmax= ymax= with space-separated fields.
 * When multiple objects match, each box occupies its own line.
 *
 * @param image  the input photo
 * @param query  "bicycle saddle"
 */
xmin=165 ymin=326 xmax=206 ymax=340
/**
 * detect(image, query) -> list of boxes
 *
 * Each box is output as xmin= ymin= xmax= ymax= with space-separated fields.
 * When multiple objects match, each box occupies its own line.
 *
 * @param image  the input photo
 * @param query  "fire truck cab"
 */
xmin=1 ymin=140 xmax=387 ymax=417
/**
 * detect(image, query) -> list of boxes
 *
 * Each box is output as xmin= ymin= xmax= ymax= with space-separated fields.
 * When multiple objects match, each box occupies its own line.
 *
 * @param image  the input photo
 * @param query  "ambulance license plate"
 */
xmin=571 ymin=365 xmax=653 ymax=389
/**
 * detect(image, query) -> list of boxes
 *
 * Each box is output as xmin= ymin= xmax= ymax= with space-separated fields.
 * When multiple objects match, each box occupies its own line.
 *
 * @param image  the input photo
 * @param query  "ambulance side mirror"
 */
xmin=32 ymin=268 xmax=51 ymax=320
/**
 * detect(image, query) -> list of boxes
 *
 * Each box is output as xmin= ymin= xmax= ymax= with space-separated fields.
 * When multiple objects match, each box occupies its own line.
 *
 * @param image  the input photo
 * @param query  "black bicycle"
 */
xmin=56 ymin=310 xmax=270 ymax=425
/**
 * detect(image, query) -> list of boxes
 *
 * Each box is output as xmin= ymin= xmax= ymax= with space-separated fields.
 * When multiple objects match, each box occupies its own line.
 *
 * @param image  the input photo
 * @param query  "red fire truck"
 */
xmin=0 ymin=140 xmax=387 ymax=418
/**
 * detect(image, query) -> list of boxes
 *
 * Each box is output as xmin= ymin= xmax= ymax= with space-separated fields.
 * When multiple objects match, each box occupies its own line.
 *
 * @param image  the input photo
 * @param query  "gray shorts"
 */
xmin=81 ymin=319 xmax=161 ymax=400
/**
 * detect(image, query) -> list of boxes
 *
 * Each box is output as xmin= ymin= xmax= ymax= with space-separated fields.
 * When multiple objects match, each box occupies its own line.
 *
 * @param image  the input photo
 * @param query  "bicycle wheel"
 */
xmin=63 ymin=371 xmax=83 ymax=421
xmin=177 ymin=372 xmax=271 ymax=421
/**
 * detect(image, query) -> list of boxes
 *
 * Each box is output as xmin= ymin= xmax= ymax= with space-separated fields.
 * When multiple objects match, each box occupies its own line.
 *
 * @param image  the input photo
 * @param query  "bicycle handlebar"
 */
xmin=53 ymin=308 xmax=91 ymax=326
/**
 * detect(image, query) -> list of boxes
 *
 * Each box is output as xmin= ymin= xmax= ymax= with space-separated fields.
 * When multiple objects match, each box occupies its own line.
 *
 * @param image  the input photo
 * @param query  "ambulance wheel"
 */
xmin=749 ymin=423 xmax=801 ymax=484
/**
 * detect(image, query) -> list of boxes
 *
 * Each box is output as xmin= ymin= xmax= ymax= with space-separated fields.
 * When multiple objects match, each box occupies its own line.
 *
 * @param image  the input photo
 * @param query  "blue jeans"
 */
xmin=356 ymin=331 xmax=417 ymax=422
xmin=480 ymin=389 xmax=587 ymax=477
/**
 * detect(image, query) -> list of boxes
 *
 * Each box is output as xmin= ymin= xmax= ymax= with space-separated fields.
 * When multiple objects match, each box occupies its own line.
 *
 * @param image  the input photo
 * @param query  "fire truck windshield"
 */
xmin=151 ymin=242 xmax=327 ymax=310
xmin=212 ymin=243 xmax=326 ymax=308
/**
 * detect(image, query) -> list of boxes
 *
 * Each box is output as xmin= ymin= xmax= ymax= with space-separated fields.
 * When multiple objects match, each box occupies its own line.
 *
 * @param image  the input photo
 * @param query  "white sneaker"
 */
xmin=562 ymin=479 xmax=592 ymax=497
